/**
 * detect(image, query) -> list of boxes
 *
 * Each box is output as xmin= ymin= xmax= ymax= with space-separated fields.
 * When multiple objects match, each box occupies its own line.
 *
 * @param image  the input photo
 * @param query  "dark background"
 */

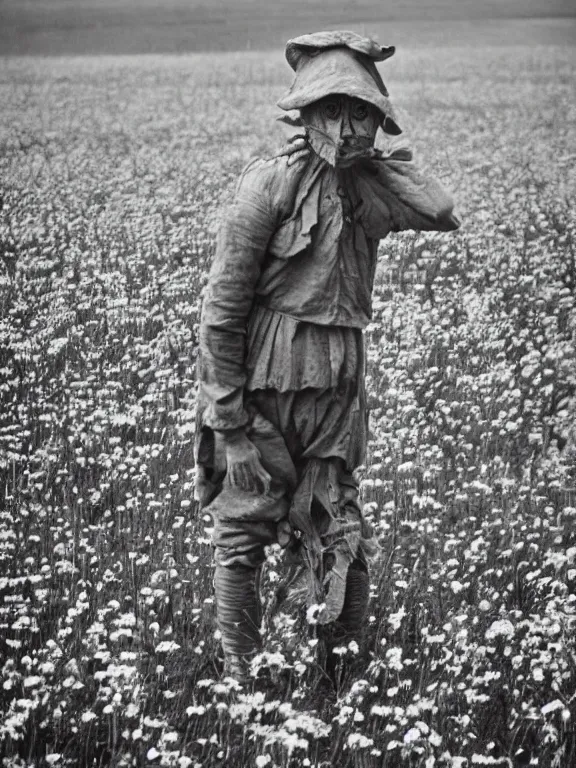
xmin=1 ymin=0 xmax=575 ymax=55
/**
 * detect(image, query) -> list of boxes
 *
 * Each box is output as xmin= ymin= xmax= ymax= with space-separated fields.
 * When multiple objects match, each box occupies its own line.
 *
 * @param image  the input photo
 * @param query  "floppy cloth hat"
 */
xmin=277 ymin=30 xmax=402 ymax=135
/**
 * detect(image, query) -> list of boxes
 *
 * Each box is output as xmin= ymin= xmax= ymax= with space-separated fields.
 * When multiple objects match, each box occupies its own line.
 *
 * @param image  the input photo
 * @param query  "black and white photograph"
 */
xmin=1 ymin=1 xmax=575 ymax=766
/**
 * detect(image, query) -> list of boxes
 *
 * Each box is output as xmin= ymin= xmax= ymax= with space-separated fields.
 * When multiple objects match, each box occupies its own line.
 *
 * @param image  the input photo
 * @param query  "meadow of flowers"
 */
xmin=0 ymin=44 xmax=575 ymax=767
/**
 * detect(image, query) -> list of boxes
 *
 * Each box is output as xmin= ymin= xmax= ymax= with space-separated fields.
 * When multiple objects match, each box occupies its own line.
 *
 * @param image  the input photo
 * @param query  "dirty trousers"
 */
xmin=196 ymin=386 xmax=375 ymax=678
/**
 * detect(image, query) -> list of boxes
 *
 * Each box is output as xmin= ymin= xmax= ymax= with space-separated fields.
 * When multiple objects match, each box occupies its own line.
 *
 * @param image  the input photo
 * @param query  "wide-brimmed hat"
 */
xmin=277 ymin=30 xmax=402 ymax=135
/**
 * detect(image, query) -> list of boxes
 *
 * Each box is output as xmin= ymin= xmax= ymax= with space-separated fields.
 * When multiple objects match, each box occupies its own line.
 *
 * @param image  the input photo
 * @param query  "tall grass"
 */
xmin=0 ymin=47 xmax=575 ymax=767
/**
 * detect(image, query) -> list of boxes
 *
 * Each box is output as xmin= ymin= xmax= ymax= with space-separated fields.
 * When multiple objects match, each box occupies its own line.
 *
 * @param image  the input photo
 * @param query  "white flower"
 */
xmin=347 ymin=733 xmax=374 ymax=749
xmin=429 ymin=729 xmax=442 ymax=747
xmin=385 ymin=647 xmax=403 ymax=671
xmin=186 ymin=705 xmax=206 ymax=716
xmin=532 ymin=667 xmax=544 ymax=682
xmin=155 ymin=641 xmax=181 ymax=654
xmin=541 ymin=700 xmax=564 ymax=715
xmin=485 ymin=619 xmax=514 ymax=640
xmin=143 ymin=717 xmax=167 ymax=729
xmin=388 ymin=606 xmax=406 ymax=631
xmin=403 ymin=727 xmax=422 ymax=743
xmin=306 ymin=603 xmax=326 ymax=624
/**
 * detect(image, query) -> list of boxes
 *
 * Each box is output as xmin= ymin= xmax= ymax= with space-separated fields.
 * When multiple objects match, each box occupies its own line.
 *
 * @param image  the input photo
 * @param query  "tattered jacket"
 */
xmin=198 ymin=148 xmax=459 ymax=432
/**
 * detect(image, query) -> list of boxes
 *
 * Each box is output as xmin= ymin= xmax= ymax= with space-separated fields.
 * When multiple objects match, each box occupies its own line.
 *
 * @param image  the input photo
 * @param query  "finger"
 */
xmin=287 ymin=149 xmax=310 ymax=167
xmin=233 ymin=464 xmax=248 ymax=490
xmin=241 ymin=458 xmax=267 ymax=494
xmin=287 ymin=133 xmax=306 ymax=145
xmin=248 ymin=457 xmax=271 ymax=495
xmin=227 ymin=466 xmax=240 ymax=489
xmin=278 ymin=143 xmax=302 ymax=158
xmin=238 ymin=463 xmax=252 ymax=492
xmin=258 ymin=468 xmax=272 ymax=495
xmin=278 ymin=136 xmax=307 ymax=156
xmin=246 ymin=463 xmax=263 ymax=493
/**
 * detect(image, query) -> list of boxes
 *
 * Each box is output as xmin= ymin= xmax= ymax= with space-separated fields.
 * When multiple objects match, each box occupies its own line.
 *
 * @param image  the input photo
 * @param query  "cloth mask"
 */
xmin=301 ymin=95 xmax=380 ymax=167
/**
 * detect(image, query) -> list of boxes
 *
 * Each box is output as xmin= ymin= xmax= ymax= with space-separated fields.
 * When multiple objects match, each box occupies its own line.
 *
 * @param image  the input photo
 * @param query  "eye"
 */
xmin=352 ymin=102 xmax=370 ymax=121
xmin=323 ymin=99 xmax=341 ymax=120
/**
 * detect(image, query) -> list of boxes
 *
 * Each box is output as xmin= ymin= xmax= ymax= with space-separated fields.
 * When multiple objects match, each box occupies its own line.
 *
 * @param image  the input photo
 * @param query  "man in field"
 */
xmin=195 ymin=30 xmax=460 ymax=683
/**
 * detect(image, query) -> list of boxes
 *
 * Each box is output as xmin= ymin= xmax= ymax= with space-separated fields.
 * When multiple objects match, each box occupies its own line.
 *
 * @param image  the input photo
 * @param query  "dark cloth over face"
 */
xmin=300 ymin=95 xmax=381 ymax=167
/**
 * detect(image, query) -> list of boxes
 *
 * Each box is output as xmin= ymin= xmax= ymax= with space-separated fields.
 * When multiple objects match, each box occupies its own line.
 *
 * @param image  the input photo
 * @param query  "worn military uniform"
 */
xmin=195 ymin=31 xmax=460 ymax=681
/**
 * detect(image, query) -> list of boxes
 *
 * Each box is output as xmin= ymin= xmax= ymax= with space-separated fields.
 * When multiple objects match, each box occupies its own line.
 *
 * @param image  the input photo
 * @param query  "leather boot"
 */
xmin=337 ymin=559 xmax=370 ymax=636
xmin=213 ymin=563 xmax=262 ymax=682
xmin=323 ymin=559 xmax=370 ymax=686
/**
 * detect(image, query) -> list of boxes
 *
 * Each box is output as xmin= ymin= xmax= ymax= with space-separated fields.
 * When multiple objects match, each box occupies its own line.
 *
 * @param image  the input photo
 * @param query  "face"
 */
xmin=301 ymin=95 xmax=380 ymax=167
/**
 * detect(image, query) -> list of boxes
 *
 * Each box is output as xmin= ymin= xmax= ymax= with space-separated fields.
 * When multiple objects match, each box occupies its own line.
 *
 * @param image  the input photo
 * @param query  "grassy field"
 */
xmin=1 ymin=40 xmax=576 ymax=767
xmin=1 ymin=0 xmax=575 ymax=54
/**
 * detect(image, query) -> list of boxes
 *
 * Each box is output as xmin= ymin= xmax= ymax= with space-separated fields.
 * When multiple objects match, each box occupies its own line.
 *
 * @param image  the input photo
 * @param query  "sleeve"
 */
xmin=198 ymin=159 xmax=279 ymax=432
xmin=376 ymin=148 xmax=461 ymax=233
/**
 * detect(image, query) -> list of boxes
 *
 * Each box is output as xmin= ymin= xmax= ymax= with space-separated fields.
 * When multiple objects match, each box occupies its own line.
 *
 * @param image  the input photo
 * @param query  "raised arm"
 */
xmin=369 ymin=147 xmax=461 ymax=233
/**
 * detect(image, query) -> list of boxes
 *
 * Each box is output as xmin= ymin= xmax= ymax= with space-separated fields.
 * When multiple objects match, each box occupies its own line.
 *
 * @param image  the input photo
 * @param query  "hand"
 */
xmin=277 ymin=134 xmax=310 ymax=166
xmin=220 ymin=430 xmax=272 ymax=495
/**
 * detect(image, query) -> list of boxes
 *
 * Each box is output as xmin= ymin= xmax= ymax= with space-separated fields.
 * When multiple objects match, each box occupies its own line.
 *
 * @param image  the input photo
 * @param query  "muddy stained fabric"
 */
xmin=196 ymin=147 xmax=459 ymax=433
xmin=197 ymin=307 xmax=370 ymax=572
xmin=198 ymin=388 xmax=373 ymax=625
xmin=195 ymin=146 xmax=459 ymax=623
xmin=246 ymin=303 xmax=362 ymax=392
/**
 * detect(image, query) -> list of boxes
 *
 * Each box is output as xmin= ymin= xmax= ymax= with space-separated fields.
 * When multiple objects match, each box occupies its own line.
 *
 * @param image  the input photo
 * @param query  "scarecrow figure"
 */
xmin=195 ymin=31 xmax=460 ymax=682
